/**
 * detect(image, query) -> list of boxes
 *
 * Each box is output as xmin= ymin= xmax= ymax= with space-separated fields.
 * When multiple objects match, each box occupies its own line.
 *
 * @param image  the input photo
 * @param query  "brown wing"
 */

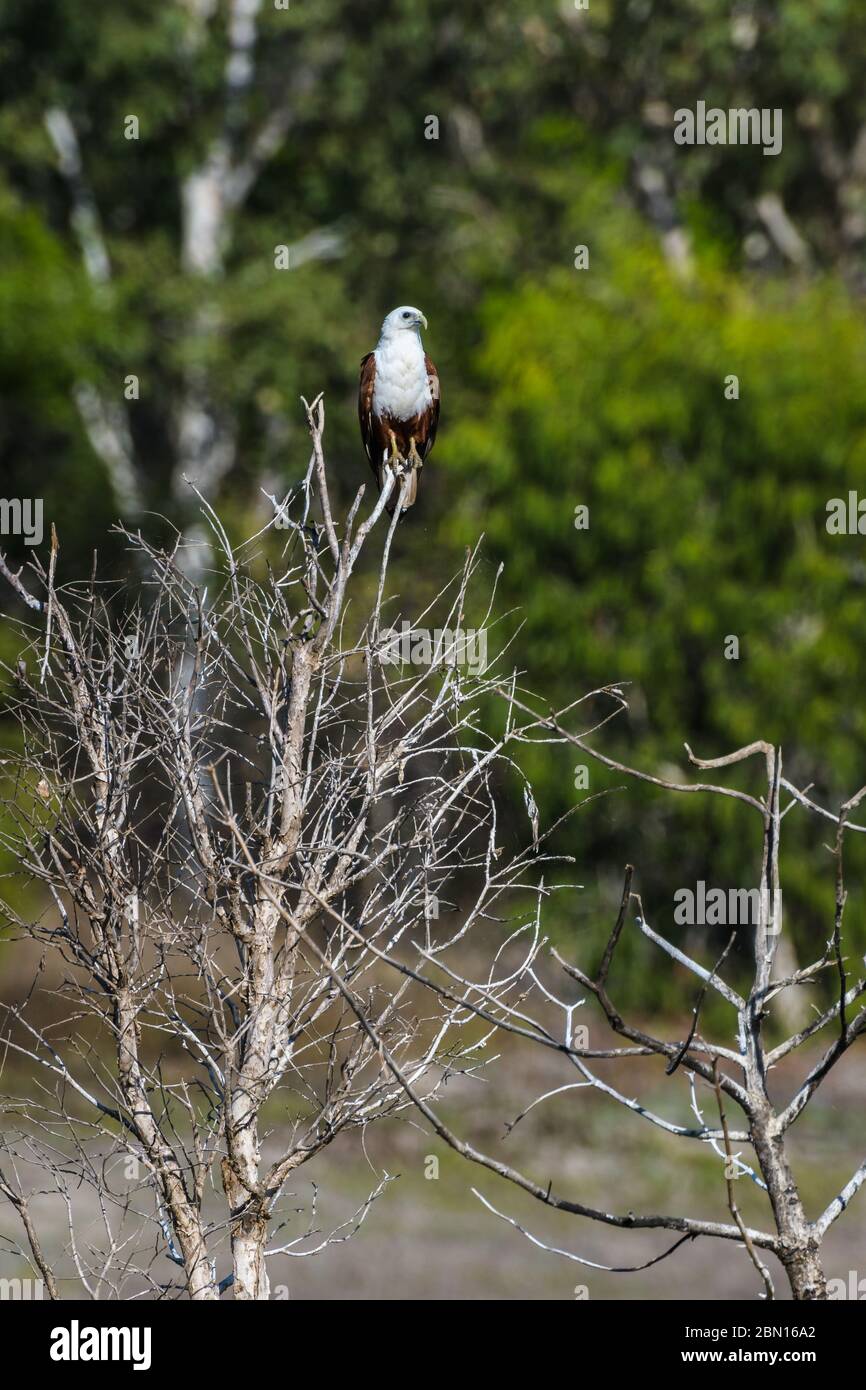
xmin=419 ymin=353 xmax=441 ymax=461
xmin=358 ymin=352 xmax=380 ymax=476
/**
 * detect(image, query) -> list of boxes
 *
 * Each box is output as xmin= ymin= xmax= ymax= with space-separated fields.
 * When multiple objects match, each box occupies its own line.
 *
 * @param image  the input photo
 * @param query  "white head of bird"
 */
xmin=378 ymin=305 xmax=428 ymax=344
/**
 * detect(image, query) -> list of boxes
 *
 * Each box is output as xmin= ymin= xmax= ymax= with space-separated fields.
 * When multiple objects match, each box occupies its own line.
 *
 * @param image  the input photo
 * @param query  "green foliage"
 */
xmin=442 ymin=197 xmax=866 ymax=1005
xmin=0 ymin=187 xmax=119 ymax=573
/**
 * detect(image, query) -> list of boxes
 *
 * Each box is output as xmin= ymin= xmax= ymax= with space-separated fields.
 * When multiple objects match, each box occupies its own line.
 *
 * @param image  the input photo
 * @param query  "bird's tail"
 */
xmin=381 ymin=466 xmax=418 ymax=516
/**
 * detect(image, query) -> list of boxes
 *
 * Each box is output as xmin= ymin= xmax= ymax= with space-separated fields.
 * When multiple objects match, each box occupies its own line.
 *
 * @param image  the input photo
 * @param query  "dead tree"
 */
xmin=322 ymin=709 xmax=866 ymax=1301
xmin=0 ymin=399 xmax=600 ymax=1299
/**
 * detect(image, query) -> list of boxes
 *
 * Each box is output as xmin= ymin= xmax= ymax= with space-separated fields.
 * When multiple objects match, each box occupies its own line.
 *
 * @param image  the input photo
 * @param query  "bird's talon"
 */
xmin=388 ymin=431 xmax=405 ymax=470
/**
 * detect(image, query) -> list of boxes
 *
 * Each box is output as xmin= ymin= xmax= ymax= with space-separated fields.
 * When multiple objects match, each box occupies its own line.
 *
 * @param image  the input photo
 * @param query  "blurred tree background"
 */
xmin=3 ymin=0 xmax=866 ymax=1015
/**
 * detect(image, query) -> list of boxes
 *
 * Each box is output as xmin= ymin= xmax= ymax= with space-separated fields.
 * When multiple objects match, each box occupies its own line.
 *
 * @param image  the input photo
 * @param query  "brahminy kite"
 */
xmin=358 ymin=306 xmax=440 ymax=515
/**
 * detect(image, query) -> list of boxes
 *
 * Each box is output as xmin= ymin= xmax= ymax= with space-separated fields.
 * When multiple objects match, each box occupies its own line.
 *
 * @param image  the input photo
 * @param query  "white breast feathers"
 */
xmin=373 ymin=333 xmax=432 ymax=421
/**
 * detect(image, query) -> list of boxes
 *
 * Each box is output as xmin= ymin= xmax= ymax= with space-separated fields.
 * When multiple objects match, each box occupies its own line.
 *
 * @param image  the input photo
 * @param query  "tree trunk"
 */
xmin=751 ymin=1111 xmax=827 ymax=1300
xmin=778 ymin=1240 xmax=828 ymax=1301
xmin=221 ymin=1154 xmax=270 ymax=1299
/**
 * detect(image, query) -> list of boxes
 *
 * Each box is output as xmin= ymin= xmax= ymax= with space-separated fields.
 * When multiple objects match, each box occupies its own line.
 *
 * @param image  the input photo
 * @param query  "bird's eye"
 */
xmin=402 ymin=311 xmax=411 ymax=319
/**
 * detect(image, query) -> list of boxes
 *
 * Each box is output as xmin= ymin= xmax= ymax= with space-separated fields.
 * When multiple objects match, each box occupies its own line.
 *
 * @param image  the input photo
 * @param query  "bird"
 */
xmin=358 ymin=306 xmax=440 ymax=515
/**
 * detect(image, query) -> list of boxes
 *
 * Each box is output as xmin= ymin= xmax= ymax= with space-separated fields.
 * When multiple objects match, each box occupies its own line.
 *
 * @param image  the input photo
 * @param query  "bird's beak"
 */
xmin=418 ymin=313 xmax=428 ymax=330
